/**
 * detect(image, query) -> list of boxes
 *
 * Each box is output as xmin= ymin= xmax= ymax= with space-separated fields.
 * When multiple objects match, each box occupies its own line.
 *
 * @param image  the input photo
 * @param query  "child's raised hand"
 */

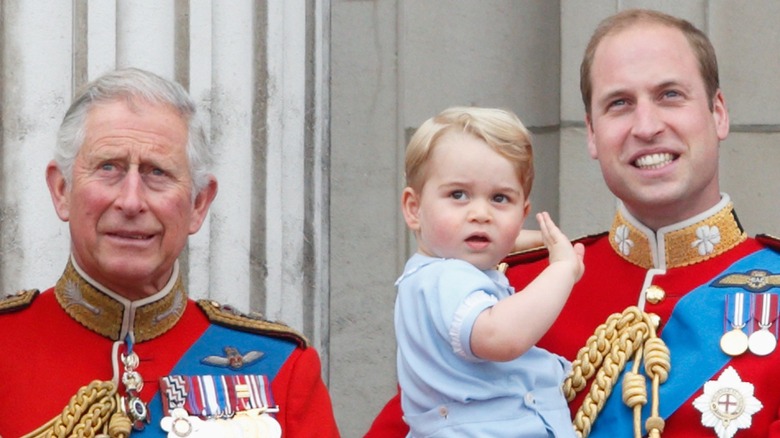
xmin=537 ymin=212 xmax=585 ymax=282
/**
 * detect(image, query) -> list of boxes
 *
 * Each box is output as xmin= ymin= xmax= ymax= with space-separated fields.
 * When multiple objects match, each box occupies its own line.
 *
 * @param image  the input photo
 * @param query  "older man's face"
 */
xmin=48 ymin=99 xmax=213 ymax=299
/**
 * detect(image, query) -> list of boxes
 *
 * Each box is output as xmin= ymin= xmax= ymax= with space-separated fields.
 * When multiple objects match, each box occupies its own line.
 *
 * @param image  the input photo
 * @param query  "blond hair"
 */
xmin=405 ymin=106 xmax=533 ymax=197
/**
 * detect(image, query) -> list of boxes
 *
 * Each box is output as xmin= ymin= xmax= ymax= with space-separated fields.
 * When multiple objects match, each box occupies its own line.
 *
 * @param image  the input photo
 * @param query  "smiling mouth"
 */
xmin=633 ymin=152 xmax=677 ymax=169
xmin=110 ymin=232 xmax=154 ymax=240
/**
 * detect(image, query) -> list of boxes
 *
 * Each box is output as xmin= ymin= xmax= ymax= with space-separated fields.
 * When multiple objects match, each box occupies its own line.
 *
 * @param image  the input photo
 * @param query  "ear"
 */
xmin=188 ymin=175 xmax=219 ymax=234
xmin=522 ymin=199 xmax=531 ymax=219
xmin=46 ymin=161 xmax=70 ymax=222
xmin=585 ymin=113 xmax=598 ymax=159
xmin=712 ymin=89 xmax=730 ymax=141
xmin=401 ymin=187 xmax=422 ymax=232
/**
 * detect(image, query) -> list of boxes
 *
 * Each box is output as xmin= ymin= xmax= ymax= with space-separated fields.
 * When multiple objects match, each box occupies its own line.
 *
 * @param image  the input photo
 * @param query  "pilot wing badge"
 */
xmin=202 ymin=346 xmax=264 ymax=370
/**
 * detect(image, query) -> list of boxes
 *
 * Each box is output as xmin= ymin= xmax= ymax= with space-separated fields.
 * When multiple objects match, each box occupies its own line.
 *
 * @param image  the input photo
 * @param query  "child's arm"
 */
xmin=471 ymin=212 xmax=585 ymax=362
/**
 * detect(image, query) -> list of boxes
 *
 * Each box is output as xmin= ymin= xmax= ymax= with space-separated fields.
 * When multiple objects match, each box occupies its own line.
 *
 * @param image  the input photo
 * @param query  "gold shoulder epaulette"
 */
xmin=0 ymin=289 xmax=39 ymax=314
xmin=197 ymin=300 xmax=309 ymax=348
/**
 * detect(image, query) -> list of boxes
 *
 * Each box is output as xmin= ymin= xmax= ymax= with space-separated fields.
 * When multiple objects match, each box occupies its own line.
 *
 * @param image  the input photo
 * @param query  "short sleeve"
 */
xmin=449 ymin=290 xmax=498 ymax=361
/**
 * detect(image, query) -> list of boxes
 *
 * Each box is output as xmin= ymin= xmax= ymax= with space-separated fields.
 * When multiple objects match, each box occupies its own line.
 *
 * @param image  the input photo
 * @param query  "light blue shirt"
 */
xmin=395 ymin=254 xmax=575 ymax=437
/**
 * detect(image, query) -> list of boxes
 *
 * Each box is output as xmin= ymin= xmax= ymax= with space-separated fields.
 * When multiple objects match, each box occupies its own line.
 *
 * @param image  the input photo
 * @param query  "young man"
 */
xmin=368 ymin=9 xmax=780 ymax=437
xmin=0 ymin=68 xmax=339 ymax=437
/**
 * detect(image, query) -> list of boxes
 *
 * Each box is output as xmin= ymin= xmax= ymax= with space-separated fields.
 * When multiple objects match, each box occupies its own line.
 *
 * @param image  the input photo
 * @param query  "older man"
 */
xmin=368 ymin=9 xmax=780 ymax=437
xmin=0 ymin=68 xmax=339 ymax=437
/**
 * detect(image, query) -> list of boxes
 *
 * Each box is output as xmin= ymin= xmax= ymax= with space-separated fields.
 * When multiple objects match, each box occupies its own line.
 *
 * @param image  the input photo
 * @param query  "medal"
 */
xmin=720 ymin=330 xmax=749 ymax=357
xmin=748 ymin=329 xmax=776 ymax=356
xmin=121 ymin=341 xmax=151 ymax=430
xmin=720 ymin=293 xmax=749 ymax=356
xmin=161 ymin=408 xmax=204 ymax=437
xmin=692 ymin=366 xmax=763 ymax=438
xmin=232 ymin=409 xmax=282 ymax=438
xmin=160 ymin=374 xmax=280 ymax=435
xmin=747 ymin=293 xmax=778 ymax=356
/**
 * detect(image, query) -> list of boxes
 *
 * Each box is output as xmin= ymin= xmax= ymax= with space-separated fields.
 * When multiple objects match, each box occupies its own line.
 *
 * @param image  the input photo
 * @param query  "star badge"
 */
xmin=692 ymin=366 xmax=762 ymax=438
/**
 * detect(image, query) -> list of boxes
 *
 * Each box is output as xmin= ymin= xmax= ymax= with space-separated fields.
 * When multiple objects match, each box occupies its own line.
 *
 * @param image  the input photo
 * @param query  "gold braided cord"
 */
xmin=21 ymin=380 xmax=132 ymax=438
xmin=563 ymin=307 xmax=671 ymax=438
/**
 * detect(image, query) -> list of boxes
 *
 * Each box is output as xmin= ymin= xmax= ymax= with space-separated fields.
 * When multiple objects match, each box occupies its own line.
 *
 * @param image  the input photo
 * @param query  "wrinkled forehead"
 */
xmin=79 ymin=100 xmax=189 ymax=158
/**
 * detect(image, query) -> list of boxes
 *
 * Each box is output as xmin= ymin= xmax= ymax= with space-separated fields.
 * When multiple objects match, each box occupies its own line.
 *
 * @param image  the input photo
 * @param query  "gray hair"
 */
xmin=54 ymin=68 xmax=212 ymax=196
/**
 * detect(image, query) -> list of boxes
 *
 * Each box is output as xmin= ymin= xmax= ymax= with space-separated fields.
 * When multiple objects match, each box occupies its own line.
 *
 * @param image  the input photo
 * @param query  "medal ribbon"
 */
xmin=201 ymin=375 xmax=219 ymax=417
xmin=163 ymin=374 xmax=276 ymax=419
xmin=159 ymin=376 xmax=187 ymax=416
xmin=185 ymin=376 xmax=205 ymax=417
xmin=751 ymin=292 xmax=779 ymax=335
xmin=218 ymin=375 xmax=234 ymax=417
xmin=724 ymin=292 xmax=750 ymax=333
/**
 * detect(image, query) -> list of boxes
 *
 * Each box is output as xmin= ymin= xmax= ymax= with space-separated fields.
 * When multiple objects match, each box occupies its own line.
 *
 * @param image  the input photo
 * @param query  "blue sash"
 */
xmin=135 ymin=324 xmax=296 ymax=437
xmin=590 ymin=248 xmax=780 ymax=437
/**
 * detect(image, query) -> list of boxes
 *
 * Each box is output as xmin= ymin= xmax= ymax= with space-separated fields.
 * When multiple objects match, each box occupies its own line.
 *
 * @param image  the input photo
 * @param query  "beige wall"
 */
xmin=1 ymin=1 xmax=779 ymax=437
xmin=330 ymin=1 xmax=780 ymax=436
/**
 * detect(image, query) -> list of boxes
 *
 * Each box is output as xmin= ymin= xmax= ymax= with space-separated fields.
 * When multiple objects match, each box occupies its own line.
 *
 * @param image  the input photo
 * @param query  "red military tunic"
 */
xmin=0 ymin=259 xmax=339 ymax=437
xmin=366 ymin=196 xmax=780 ymax=437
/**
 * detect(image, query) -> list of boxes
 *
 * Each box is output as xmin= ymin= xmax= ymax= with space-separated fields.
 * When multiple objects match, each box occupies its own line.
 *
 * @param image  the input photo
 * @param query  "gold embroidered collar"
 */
xmin=54 ymin=257 xmax=188 ymax=342
xmin=609 ymin=195 xmax=747 ymax=269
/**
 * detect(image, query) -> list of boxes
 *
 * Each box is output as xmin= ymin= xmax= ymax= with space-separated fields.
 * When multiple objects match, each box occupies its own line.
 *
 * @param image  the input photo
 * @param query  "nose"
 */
xmin=468 ymin=200 xmax=492 ymax=223
xmin=630 ymin=99 xmax=664 ymax=141
xmin=115 ymin=169 xmax=146 ymax=215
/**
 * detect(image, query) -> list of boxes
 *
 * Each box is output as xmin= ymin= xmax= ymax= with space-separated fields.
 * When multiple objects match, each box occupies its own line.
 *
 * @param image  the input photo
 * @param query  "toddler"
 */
xmin=396 ymin=106 xmax=584 ymax=437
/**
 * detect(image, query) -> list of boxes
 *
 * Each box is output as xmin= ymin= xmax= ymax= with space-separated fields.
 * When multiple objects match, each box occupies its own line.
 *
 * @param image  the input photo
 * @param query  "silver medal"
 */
xmin=748 ymin=328 xmax=776 ymax=356
xmin=748 ymin=292 xmax=778 ymax=356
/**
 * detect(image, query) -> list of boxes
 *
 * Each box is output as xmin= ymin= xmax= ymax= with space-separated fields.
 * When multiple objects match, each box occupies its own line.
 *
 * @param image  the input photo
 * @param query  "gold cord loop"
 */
xmin=564 ymin=306 xmax=671 ymax=438
xmin=21 ymin=380 xmax=132 ymax=438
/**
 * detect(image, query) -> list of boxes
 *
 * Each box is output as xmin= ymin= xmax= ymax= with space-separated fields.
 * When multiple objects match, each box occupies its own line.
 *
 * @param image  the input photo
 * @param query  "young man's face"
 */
xmin=402 ymin=131 xmax=530 ymax=271
xmin=47 ymin=99 xmax=216 ymax=299
xmin=585 ymin=23 xmax=729 ymax=229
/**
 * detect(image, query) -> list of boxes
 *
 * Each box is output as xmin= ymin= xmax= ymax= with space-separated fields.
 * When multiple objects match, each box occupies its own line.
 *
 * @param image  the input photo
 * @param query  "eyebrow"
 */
xmin=596 ymin=79 xmax=688 ymax=105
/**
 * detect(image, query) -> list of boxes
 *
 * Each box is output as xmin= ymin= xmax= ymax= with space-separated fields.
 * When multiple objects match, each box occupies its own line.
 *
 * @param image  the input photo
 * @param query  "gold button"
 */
xmin=649 ymin=313 xmax=661 ymax=329
xmin=645 ymin=285 xmax=665 ymax=304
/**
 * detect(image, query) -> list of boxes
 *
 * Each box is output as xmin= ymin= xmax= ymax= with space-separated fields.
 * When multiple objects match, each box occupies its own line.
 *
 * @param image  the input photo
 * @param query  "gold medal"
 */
xmin=721 ymin=293 xmax=750 ymax=356
xmin=720 ymin=329 xmax=749 ymax=356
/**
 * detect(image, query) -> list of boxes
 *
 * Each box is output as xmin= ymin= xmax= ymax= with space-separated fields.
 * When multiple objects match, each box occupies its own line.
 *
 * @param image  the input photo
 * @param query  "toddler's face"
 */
xmin=403 ymin=131 xmax=529 ymax=270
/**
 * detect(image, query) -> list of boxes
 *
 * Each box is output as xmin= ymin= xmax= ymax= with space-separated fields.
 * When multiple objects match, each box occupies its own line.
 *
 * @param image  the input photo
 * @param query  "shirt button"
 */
xmin=525 ymin=392 xmax=535 ymax=404
xmin=439 ymin=406 xmax=448 ymax=418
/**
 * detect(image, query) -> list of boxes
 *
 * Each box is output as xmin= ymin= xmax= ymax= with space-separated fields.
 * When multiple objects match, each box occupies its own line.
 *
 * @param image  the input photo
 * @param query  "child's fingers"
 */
xmin=574 ymin=242 xmax=585 ymax=260
xmin=537 ymin=211 xmax=562 ymax=245
xmin=536 ymin=212 xmax=552 ymax=244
